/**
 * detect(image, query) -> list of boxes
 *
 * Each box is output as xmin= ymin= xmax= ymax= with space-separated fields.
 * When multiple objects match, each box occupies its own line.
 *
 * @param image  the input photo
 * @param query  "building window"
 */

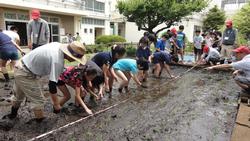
xmin=5 ymin=12 xmax=29 ymax=21
xmin=50 ymin=17 xmax=59 ymax=23
xmin=84 ymin=0 xmax=105 ymax=13
xmin=41 ymin=16 xmax=49 ymax=22
xmin=82 ymin=17 xmax=105 ymax=26
xmin=4 ymin=12 xmax=17 ymax=19
xmin=84 ymin=28 xmax=88 ymax=33
xmin=90 ymin=29 xmax=93 ymax=33
xmin=17 ymin=14 xmax=29 ymax=21
xmin=94 ymin=1 xmax=105 ymax=13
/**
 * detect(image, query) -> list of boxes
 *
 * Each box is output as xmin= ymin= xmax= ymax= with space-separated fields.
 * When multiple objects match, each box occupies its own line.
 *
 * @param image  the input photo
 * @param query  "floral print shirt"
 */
xmin=59 ymin=66 xmax=86 ymax=87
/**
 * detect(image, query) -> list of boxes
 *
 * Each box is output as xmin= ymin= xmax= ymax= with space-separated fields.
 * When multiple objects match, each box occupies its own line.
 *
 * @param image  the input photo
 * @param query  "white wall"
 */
xmin=125 ymin=22 xmax=145 ymax=42
xmin=104 ymin=20 xmax=111 ymax=35
xmin=81 ymin=24 xmax=95 ymax=44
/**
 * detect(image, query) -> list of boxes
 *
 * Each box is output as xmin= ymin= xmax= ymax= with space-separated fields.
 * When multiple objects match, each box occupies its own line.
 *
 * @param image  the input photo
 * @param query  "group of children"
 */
xmin=154 ymin=25 xmax=224 ymax=66
xmin=1 ymin=23 xmax=241 ymax=127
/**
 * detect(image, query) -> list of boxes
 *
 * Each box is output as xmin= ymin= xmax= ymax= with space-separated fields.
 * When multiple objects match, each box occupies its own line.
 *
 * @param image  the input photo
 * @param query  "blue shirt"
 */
xmin=176 ymin=31 xmax=185 ymax=48
xmin=112 ymin=59 xmax=138 ymax=74
xmin=156 ymin=39 xmax=166 ymax=51
xmin=0 ymin=32 xmax=17 ymax=52
xmin=91 ymin=52 xmax=115 ymax=67
xmin=136 ymin=46 xmax=151 ymax=60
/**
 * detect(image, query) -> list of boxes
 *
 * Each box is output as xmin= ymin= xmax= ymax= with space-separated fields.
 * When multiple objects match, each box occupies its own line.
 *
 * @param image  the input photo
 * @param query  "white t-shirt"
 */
xmin=231 ymin=54 xmax=250 ymax=78
xmin=205 ymin=47 xmax=220 ymax=61
xmin=3 ymin=30 xmax=20 ymax=43
xmin=205 ymin=37 xmax=212 ymax=47
xmin=22 ymin=42 xmax=65 ymax=82
xmin=193 ymin=35 xmax=203 ymax=49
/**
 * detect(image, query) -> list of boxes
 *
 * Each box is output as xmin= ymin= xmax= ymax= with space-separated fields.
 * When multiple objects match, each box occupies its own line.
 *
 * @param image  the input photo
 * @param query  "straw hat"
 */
xmin=60 ymin=41 xmax=87 ymax=65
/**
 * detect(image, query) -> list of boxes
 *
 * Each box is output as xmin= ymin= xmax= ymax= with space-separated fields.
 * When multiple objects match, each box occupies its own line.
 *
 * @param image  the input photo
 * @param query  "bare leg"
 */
xmin=143 ymin=70 xmax=148 ymax=81
xmin=235 ymin=80 xmax=249 ymax=90
xmin=124 ymin=72 xmax=131 ymax=93
xmin=138 ymin=70 xmax=144 ymax=81
xmin=107 ymin=70 xmax=114 ymax=92
xmin=154 ymin=63 xmax=161 ymax=77
xmin=1 ymin=60 xmax=9 ymax=82
xmin=58 ymin=85 xmax=71 ymax=106
xmin=115 ymin=70 xmax=129 ymax=88
xmin=180 ymin=48 xmax=184 ymax=62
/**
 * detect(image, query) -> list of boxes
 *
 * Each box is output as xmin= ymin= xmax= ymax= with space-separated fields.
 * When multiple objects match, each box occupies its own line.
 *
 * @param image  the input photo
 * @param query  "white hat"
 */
xmin=60 ymin=41 xmax=87 ymax=65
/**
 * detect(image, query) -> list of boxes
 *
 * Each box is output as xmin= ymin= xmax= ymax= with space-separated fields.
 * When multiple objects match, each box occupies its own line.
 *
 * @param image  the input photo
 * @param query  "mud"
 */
xmin=0 ymin=66 xmax=239 ymax=141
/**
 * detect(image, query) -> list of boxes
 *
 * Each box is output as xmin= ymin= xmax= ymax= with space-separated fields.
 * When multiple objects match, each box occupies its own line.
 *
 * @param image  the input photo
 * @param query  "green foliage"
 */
xmin=95 ymin=35 xmax=126 ymax=44
xmin=85 ymin=44 xmax=109 ymax=53
xmin=233 ymin=2 xmax=250 ymax=44
xmin=117 ymin=0 xmax=208 ymax=34
xmin=184 ymin=42 xmax=194 ymax=53
xmin=203 ymin=5 xmax=226 ymax=32
xmin=126 ymin=45 xmax=137 ymax=57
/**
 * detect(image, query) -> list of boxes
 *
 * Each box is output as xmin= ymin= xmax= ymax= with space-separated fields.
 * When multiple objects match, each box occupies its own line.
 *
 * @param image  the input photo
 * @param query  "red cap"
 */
xmin=203 ymin=45 xmax=209 ymax=53
xmin=226 ymin=19 xmax=233 ymax=26
xmin=171 ymin=28 xmax=177 ymax=35
xmin=233 ymin=46 xmax=250 ymax=54
xmin=31 ymin=9 xmax=40 ymax=20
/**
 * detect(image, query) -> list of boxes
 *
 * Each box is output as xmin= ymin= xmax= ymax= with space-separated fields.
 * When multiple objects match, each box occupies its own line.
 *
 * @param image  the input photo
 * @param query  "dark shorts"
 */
xmin=152 ymin=58 xmax=170 ymax=65
xmin=208 ymin=58 xmax=220 ymax=65
xmin=0 ymin=50 xmax=18 ymax=60
xmin=137 ymin=60 xmax=149 ymax=71
xmin=194 ymin=48 xmax=202 ymax=55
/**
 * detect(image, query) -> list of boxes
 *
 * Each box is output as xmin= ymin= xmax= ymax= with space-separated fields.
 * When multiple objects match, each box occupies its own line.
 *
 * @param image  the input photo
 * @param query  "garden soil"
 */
xmin=0 ymin=66 xmax=240 ymax=141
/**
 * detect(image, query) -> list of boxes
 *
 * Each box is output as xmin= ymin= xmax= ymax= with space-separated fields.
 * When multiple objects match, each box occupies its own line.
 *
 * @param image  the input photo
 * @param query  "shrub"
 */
xmin=126 ymin=45 xmax=137 ymax=57
xmin=184 ymin=42 xmax=194 ymax=53
xmin=95 ymin=35 xmax=126 ymax=44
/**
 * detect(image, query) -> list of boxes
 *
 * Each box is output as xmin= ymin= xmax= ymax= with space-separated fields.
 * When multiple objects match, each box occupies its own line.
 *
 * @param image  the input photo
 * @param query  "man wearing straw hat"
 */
xmin=1 ymin=41 xmax=86 ymax=125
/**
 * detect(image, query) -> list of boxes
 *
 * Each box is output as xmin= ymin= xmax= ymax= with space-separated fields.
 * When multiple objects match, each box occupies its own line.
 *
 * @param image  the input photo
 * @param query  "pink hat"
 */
xmin=233 ymin=46 xmax=250 ymax=54
xmin=31 ymin=9 xmax=40 ymax=20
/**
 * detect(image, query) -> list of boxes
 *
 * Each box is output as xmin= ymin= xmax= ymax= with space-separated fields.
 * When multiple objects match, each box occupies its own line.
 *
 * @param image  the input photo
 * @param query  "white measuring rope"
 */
xmin=27 ymin=64 xmax=200 ymax=140
xmin=27 ymin=98 xmax=130 ymax=141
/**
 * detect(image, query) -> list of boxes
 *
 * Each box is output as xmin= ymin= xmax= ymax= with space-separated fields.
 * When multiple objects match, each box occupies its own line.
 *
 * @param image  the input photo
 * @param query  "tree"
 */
xmin=117 ymin=0 xmax=208 ymax=35
xmin=233 ymin=2 xmax=250 ymax=44
xmin=203 ymin=5 xmax=226 ymax=32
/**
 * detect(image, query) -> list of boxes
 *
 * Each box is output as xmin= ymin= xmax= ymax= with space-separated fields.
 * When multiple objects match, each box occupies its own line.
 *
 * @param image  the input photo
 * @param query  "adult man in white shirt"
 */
xmin=207 ymin=46 xmax=250 ymax=94
xmin=2 ymin=41 xmax=86 ymax=125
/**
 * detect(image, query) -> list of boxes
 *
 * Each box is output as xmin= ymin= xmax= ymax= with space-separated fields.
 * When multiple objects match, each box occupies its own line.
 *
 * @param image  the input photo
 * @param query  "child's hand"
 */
xmin=114 ymin=76 xmax=118 ymax=82
xmin=205 ymin=66 xmax=214 ymax=70
xmin=86 ymin=109 xmax=93 ymax=115
xmin=21 ymin=52 xmax=26 ymax=56
xmin=170 ymin=75 xmax=176 ymax=79
xmin=140 ymin=84 xmax=148 ymax=88
xmin=232 ymin=70 xmax=240 ymax=78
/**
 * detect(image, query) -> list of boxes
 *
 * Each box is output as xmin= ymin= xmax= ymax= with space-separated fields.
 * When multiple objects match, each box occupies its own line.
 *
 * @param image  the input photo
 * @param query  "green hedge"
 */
xmin=126 ymin=45 xmax=137 ymax=57
xmin=95 ymin=35 xmax=126 ymax=44
xmin=85 ymin=44 xmax=109 ymax=54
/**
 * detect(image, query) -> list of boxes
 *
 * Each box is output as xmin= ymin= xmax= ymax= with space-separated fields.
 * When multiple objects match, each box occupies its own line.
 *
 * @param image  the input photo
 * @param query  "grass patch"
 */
xmin=65 ymin=53 xmax=95 ymax=66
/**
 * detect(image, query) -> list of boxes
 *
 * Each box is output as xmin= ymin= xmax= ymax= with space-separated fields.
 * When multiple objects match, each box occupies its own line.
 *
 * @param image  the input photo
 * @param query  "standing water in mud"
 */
xmin=0 ymin=66 xmax=239 ymax=141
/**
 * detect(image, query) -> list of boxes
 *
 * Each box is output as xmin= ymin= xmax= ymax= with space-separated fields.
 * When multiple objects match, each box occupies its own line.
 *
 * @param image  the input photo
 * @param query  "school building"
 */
xmin=109 ymin=0 xmax=220 ymax=43
xmin=0 ymin=0 xmax=111 ymax=46
xmin=221 ymin=0 xmax=249 ymax=16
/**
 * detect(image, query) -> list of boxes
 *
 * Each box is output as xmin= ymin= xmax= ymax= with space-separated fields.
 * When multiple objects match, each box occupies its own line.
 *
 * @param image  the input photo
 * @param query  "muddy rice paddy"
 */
xmin=0 ymin=66 xmax=239 ymax=141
